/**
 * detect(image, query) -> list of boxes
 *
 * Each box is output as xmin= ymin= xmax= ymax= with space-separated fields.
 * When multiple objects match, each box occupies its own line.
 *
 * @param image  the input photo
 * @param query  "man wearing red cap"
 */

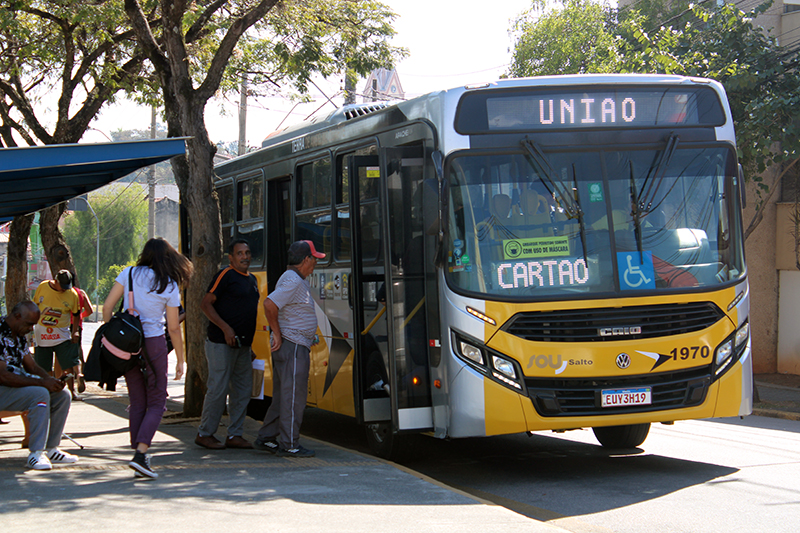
xmin=254 ymin=240 xmax=324 ymax=458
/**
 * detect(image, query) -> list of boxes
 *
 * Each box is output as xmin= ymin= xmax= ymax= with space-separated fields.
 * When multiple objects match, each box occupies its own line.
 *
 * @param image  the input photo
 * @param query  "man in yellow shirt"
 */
xmin=33 ymin=270 xmax=81 ymax=399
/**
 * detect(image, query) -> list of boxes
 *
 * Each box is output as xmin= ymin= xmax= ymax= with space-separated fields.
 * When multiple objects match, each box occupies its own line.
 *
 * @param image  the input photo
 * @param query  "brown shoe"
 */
xmin=225 ymin=435 xmax=253 ymax=449
xmin=195 ymin=434 xmax=225 ymax=449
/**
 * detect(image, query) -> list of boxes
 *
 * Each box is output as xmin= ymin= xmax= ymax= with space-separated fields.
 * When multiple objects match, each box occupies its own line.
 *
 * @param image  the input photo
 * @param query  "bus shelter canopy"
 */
xmin=0 ymin=138 xmax=186 ymax=222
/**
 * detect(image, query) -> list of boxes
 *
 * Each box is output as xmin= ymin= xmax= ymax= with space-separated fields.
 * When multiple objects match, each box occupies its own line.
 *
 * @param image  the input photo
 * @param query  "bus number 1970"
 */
xmin=670 ymin=346 xmax=710 ymax=360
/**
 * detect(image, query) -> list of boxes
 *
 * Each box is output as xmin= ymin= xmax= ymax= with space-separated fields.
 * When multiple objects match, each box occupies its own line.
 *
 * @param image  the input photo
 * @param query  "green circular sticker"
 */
xmin=504 ymin=240 xmax=522 ymax=258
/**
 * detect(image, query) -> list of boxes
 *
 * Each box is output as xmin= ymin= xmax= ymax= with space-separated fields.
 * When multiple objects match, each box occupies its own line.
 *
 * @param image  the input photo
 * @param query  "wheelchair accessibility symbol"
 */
xmin=618 ymin=251 xmax=655 ymax=290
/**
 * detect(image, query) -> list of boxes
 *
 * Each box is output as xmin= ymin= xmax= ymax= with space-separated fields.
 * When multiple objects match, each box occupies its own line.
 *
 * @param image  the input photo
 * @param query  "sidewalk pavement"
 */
xmin=1 ymin=322 xmax=566 ymax=533
xmin=753 ymin=373 xmax=800 ymax=421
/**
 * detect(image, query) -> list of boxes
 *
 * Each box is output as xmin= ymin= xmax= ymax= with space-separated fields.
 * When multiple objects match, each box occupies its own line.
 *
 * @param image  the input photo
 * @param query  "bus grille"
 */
xmin=526 ymin=367 xmax=711 ymax=417
xmin=503 ymin=302 xmax=724 ymax=343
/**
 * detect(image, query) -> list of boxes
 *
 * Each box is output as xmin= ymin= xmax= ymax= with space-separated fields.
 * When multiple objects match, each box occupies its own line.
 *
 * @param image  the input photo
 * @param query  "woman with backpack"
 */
xmin=103 ymin=238 xmax=193 ymax=479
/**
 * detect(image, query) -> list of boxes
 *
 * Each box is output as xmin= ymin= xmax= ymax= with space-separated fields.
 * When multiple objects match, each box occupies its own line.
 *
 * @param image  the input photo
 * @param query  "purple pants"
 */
xmin=124 ymin=335 xmax=168 ymax=448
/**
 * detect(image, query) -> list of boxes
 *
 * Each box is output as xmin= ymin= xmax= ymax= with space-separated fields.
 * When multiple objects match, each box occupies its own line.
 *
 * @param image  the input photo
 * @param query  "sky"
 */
xmin=86 ymin=0 xmax=534 ymax=148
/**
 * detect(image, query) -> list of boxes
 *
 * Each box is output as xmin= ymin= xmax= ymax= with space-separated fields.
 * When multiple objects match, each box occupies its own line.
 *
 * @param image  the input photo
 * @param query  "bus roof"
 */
xmin=215 ymin=74 xmax=727 ymax=175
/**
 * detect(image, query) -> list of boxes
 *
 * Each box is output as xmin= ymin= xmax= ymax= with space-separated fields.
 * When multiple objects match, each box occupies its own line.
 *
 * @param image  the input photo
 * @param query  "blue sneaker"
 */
xmin=253 ymin=438 xmax=279 ymax=454
xmin=276 ymin=445 xmax=315 ymax=458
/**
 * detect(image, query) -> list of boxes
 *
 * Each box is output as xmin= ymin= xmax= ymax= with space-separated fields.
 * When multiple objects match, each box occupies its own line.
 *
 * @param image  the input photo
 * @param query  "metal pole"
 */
xmin=148 ymin=106 xmax=156 ymax=239
xmin=80 ymin=197 xmax=100 ymax=322
xmin=238 ymin=73 xmax=247 ymax=156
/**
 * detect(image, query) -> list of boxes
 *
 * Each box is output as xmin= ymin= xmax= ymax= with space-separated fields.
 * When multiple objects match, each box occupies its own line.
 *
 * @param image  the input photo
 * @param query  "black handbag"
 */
xmin=100 ymin=268 xmax=145 ymax=374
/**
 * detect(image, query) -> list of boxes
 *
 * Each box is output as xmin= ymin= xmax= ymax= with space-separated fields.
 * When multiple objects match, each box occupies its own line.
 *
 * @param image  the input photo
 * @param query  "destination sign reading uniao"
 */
xmin=456 ymin=86 xmax=725 ymax=133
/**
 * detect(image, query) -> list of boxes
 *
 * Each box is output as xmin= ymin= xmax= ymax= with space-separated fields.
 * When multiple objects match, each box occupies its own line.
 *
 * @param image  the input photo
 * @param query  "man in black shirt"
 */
xmin=196 ymin=240 xmax=260 ymax=449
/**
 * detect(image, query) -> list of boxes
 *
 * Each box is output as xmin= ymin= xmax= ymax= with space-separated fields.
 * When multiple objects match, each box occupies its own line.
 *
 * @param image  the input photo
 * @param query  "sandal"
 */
xmin=77 ymin=374 xmax=86 ymax=394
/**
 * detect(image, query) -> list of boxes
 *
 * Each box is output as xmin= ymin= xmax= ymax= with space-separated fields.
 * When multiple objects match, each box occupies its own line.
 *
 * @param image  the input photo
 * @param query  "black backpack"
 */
xmin=100 ymin=268 xmax=146 ymax=375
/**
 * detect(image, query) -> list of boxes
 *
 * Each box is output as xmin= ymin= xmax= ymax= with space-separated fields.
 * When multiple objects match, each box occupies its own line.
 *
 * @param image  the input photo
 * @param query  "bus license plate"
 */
xmin=601 ymin=387 xmax=652 ymax=407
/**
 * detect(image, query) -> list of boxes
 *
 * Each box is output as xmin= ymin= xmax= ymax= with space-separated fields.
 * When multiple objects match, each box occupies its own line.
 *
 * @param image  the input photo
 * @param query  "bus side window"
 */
xmin=218 ymin=183 xmax=234 ymax=261
xmin=296 ymin=156 xmax=332 ymax=262
xmin=336 ymin=146 xmax=378 ymax=263
xmin=237 ymin=173 xmax=265 ymax=266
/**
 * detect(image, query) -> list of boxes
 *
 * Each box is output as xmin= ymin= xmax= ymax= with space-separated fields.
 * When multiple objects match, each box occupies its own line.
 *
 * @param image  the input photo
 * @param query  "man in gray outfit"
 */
xmin=0 ymin=301 xmax=77 ymax=470
xmin=254 ymin=240 xmax=324 ymax=458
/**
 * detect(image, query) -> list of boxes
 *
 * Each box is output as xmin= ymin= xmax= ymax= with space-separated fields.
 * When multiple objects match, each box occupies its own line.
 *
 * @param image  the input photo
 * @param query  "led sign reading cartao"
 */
xmin=497 ymin=258 xmax=590 ymax=289
xmin=455 ymin=86 xmax=726 ymax=134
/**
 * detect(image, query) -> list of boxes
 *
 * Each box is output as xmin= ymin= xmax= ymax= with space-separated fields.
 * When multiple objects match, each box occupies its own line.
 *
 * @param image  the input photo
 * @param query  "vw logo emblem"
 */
xmin=616 ymin=353 xmax=631 ymax=369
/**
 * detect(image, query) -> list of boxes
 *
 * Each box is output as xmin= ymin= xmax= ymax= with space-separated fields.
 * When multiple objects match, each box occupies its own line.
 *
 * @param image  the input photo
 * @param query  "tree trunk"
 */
xmin=5 ymin=214 xmax=34 ymax=310
xmin=39 ymin=203 xmax=76 ymax=277
xmin=166 ymin=99 xmax=223 ymax=417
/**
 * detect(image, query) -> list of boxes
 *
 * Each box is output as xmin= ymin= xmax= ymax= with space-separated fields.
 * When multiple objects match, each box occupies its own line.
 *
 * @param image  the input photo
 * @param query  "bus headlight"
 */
xmin=492 ymin=355 xmax=517 ymax=380
xmin=735 ymin=321 xmax=749 ymax=348
xmin=715 ymin=321 xmax=749 ymax=377
xmin=451 ymin=331 xmax=524 ymax=392
xmin=491 ymin=355 xmax=523 ymax=390
xmin=458 ymin=340 xmax=484 ymax=366
xmin=715 ymin=340 xmax=732 ymax=367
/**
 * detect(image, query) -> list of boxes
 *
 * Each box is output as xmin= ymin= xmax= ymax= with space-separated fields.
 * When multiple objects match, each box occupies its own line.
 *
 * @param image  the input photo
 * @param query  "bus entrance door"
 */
xmin=351 ymin=148 xmax=435 ymax=457
xmin=346 ymin=156 xmax=392 ymax=437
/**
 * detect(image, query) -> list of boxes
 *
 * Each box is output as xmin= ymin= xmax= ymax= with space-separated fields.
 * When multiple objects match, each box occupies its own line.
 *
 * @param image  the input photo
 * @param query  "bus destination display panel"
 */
xmin=456 ymin=86 xmax=726 ymax=133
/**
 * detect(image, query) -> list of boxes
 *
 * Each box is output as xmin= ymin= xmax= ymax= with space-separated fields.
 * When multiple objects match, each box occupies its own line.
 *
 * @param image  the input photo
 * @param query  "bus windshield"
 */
xmin=445 ymin=146 xmax=745 ymax=298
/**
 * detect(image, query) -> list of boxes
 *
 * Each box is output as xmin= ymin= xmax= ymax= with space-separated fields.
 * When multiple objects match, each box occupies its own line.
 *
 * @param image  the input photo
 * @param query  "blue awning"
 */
xmin=0 ymin=138 xmax=187 ymax=221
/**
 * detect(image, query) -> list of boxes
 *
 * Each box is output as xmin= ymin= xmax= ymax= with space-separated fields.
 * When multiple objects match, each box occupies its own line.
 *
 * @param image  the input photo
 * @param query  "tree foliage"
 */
xmin=62 ymin=184 xmax=148 ymax=300
xmin=508 ymin=0 xmax=620 ymax=77
xmin=0 ymin=0 xmax=150 ymax=309
xmin=508 ymin=0 xmax=800 ymax=239
xmin=0 ymin=1 xmax=148 ymax=146
xmin=617 ymin=1 xmax=800 ymax=237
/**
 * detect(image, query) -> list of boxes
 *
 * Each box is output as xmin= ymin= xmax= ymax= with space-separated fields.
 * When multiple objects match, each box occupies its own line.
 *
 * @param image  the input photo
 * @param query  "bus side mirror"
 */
xmin=738 ymin=164 xmax=746 ymax=209
xmin=431 ymin=150 xmax=443 ymax=180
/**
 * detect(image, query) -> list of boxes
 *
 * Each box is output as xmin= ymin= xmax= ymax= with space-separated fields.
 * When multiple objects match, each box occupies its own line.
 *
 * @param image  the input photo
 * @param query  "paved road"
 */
xmin=299 ymin=409 xmax=800 ymax=532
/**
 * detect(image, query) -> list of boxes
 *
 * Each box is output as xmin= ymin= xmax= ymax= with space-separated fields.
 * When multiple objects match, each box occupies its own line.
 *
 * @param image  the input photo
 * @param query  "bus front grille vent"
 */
xmin=502 ymin=302 xmax=724 ymax=343
xmin=526 ymin=367 xmax=711 ymax=417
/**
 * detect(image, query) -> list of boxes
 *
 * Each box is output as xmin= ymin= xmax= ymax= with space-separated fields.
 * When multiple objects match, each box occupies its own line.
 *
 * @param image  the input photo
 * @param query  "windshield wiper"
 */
xmin=520 ymin=137 xmax=582 ymax=219
xmin=629 ymin=162 xmax=644 ymax=259
xmin=571 ymin=163 xmax=588 ymax=265
xmin=638 ymin=133 xmax=679 ymax=214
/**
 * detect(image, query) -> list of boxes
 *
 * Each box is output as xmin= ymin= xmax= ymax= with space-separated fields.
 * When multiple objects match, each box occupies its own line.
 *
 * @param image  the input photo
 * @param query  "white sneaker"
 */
xmin=27 ymin=450 xmax=53 ymax=470
xmin=47 ymin=448 xmax=79 ymax=464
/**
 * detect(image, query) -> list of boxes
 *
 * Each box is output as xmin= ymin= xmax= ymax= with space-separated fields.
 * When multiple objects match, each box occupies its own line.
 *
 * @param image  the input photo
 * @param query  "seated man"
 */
xmin=0 ymin=301 xmax=77 ymax=470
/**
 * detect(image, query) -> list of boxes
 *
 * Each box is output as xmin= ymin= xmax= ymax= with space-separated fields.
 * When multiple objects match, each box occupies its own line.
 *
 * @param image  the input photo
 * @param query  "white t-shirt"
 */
xmin=115 ymin=266 xmax=181 ymax=338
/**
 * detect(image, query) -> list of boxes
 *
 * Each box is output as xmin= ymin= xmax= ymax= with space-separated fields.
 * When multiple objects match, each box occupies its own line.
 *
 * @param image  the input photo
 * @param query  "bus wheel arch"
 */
xmin=592 ymin=423 xmax=650 ymax=449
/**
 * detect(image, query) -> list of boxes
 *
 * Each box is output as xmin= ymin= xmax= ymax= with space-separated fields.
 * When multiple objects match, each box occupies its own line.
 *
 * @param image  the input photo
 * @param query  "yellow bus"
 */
xmin=214 ymin=74 xmax=751 ymax=458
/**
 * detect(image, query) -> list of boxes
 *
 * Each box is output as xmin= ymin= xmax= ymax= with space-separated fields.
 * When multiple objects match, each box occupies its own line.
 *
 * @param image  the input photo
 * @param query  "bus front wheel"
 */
xmin=592 ymin=423 xmax=650 ymax=448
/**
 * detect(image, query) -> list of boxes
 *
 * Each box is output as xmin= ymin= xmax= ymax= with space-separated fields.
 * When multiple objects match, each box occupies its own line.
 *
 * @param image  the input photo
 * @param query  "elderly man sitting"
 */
xmin=0 ymin=301 xmax=77 ymax=470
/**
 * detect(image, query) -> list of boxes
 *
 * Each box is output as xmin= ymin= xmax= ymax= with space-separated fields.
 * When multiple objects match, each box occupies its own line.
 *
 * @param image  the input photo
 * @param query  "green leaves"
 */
xmin=509 ymin=0 xmax=800 ymax=231
xmin=508 ymin=0 xmax=619 ymax=77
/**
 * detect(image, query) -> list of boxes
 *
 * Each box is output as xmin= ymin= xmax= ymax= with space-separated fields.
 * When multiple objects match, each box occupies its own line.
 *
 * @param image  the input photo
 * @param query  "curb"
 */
xmin=752 ymin=408 xmax=800 ymax=421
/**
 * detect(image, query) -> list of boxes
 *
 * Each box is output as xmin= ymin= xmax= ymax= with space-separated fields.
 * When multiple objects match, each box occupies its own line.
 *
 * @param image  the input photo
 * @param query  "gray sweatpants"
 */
xmin=198 ymin=340 xmax=253 ymax=438
xmin=257 ymin=339 xmax=310 ymax=449
xmin=0 ymin=384 xmax=71 ymax=451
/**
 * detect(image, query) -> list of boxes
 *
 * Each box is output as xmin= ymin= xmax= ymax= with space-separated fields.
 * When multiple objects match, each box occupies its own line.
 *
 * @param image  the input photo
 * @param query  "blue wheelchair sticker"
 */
xmin=618 ymin=251 xmax=655 ymax=290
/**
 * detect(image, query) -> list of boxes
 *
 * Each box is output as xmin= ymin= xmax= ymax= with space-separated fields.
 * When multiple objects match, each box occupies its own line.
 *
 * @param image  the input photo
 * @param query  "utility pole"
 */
xmin=238 ymin=73 xmax=247 ymax=156
xmin=148 ymin=106 xmax=156 ymax=239
xmin=344 ymin=69 xmax=357 ymax=105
